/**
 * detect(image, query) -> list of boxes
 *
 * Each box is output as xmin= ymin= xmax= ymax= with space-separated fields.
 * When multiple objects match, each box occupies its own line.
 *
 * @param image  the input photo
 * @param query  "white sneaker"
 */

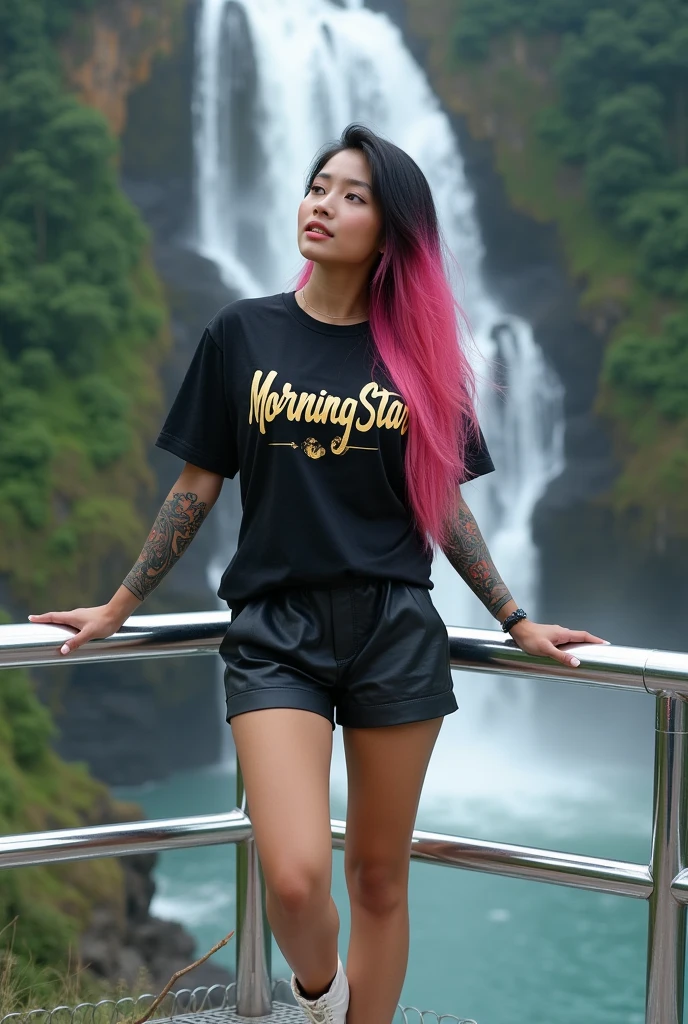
xmin=290 ymin=956 xmax=349 ymax=1024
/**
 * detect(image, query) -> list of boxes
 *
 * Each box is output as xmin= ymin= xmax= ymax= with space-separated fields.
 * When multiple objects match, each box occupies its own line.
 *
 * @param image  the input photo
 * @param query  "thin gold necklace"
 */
xmin=301 ymin=286 xmax=367 ymax=321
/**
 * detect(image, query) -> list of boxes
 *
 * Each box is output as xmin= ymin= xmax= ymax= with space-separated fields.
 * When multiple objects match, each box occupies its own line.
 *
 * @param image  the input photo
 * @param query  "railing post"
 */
xmin=646 ymin=695 xmax=688 ymax=1023
xmin=236 ymin=764 xmax=272 ymax=1016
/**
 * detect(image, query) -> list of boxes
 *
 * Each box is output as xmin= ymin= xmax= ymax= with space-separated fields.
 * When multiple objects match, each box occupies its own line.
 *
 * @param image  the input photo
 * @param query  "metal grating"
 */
xmin=154 ymin=1006 xmax=301 ymax=1024
xmin=0 ymin=982 xmax=477 ymax=1024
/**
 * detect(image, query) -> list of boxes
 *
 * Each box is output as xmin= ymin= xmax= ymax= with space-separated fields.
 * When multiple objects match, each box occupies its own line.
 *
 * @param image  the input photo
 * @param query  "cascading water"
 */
xmin=194 ymin=0 xmax=573 ymax=823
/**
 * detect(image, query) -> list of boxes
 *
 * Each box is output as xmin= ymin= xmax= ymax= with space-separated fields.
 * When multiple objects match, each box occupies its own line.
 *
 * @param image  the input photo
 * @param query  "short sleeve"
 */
xmin=155 ymin=327 xmax=238 ymax=478
xmin=460 ymin=423 xmax=495 ymax=484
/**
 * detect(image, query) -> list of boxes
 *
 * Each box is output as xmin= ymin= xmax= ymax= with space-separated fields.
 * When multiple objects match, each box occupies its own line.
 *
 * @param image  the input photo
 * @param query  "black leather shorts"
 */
xmin=219 ymin=578 xmax=458 ymax=729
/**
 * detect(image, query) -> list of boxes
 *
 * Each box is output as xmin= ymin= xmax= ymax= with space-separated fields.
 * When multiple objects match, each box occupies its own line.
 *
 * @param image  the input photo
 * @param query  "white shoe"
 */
xmin=290 ymin=956 xmax=349 ymax=1024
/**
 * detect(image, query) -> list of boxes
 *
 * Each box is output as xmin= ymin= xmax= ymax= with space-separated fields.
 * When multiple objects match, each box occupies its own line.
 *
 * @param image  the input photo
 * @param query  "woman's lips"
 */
xmin=304 ymin=221 xmax=333 ymax=238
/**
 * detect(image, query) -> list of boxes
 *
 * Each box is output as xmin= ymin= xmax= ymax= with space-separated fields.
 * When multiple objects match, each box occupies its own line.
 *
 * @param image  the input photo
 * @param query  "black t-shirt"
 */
xmin=155 ymin=291 xmax=495 ymax=607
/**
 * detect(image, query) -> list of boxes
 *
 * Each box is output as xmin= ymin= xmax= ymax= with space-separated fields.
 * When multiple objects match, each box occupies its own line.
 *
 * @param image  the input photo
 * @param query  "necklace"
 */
xmin=301 ymin=286 xmax=368 ymax=321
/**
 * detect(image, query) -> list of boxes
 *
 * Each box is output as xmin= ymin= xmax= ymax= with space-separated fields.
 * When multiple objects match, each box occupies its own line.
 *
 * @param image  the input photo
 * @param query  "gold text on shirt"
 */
xmin=249 ymin=370 xmax=409 ymax=453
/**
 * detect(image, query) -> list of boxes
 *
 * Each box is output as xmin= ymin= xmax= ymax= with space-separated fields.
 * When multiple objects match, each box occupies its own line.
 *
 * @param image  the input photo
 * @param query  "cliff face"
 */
xmin=60 ymin=0 xmax=188 ymax=137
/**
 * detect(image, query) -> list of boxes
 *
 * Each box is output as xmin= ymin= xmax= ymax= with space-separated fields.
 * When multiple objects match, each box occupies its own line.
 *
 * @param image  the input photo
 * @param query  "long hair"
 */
xmin=296 ymin=123 xmax=484 ymax=553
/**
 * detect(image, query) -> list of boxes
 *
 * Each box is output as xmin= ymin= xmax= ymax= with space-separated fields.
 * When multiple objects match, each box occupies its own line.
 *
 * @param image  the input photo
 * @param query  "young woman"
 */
xmin=30 ymin=124 xmax=608 ymax=1024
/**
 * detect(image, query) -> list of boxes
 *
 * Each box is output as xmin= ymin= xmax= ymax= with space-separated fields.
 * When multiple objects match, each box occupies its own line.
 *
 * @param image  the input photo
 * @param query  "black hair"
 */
xmin=304 ymin=122 xmax=440 ymax=261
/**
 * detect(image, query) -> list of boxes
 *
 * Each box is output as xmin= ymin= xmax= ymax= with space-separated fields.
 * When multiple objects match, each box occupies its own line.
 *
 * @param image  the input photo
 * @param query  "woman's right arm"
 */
xmin=29 ymin=462 xmax=224 ymax=655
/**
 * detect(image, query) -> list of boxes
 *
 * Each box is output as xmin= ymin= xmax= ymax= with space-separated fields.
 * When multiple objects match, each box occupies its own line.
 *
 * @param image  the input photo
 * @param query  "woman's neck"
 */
xmin=296 ymin=268 xmax=370 ymax=324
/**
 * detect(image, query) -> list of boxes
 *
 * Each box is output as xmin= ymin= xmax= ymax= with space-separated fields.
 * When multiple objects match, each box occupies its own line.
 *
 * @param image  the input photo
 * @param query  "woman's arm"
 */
xmin=441 ymin=495 xmax=515 ymax=625
xmin=30 ymin=462 xmax=224 ymax=654
xmin=120 ymin=464 xmax=221 ymax=603
xmin=441 ymin=495 xmax=609 ymax=666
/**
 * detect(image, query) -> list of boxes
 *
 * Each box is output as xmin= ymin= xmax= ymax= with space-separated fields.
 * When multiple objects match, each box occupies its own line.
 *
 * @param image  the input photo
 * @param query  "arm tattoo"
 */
xmin=442 ymin=498 xmax=513 ymax=618
xmin=123 ymin=491 xmax=209 ymax=602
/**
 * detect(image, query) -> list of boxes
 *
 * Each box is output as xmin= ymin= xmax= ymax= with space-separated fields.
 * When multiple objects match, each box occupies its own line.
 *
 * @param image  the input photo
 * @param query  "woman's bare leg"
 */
xmin=343 ymin=718 xmax=444 ymax=1024
xmin=231 ymin=708 xmax=339 ymax=997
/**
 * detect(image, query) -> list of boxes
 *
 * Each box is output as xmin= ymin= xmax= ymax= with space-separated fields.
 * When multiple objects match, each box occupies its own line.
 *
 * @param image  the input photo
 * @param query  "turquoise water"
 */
xmin=115 ymin=688 xmax=662 ymax=1024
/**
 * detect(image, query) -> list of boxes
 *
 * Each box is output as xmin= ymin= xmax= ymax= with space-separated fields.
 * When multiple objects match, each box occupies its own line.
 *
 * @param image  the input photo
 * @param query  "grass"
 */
xmin=0 ymin=926 xmax=235 ymax=1024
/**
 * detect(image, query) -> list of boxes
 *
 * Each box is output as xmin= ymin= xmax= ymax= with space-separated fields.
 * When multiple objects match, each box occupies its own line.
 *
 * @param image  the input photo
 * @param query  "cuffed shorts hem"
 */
xmin=336 ymin=689 xmax=458 ymax=728
xmin=221 ymin=579 xmax=456 ymax=732
xmin=226 ymin=685 xmax=335 ymax=728
xmin=225 ymin=687 xmax=458 ymax=730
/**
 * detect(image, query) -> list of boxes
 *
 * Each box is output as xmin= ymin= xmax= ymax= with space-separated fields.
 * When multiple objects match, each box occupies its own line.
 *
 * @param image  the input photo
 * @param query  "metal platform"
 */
xmin=155 ymin=1005 xmax=305 ymax=1023
xmin=153 ymin=1008 xmax=477 ymax=1024
xmin=0 ymin=983 xmax=477 ymax=1024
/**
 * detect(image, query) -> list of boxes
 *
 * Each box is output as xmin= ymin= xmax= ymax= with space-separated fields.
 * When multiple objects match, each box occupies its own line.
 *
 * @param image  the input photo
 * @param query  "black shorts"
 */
xmin=219 ymin=578 xmax=458 ymax=729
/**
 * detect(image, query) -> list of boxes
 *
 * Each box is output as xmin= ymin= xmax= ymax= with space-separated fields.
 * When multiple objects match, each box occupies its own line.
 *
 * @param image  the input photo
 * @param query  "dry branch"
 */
xmin=130 ymin=930 xmax=235 ymax=1024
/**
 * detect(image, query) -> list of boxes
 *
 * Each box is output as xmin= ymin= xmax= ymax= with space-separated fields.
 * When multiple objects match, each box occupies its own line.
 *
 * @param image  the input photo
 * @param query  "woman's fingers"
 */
xmin=28 ymin=610 xmax=85 ymax=655
xmin=60 ymin=627 xmax=95 ymax=656
xmin=544 ymin=641 xmax=581 ymax=668
xmin=567 ymin=630 xmax=609 ymax=644
xmin=28 ymin=611 xmax=74 ymax=624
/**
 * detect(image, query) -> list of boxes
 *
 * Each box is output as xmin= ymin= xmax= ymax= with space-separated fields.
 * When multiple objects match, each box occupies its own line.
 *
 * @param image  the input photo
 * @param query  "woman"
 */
xmin=30 ymin=124 xmax=608 ymax=1024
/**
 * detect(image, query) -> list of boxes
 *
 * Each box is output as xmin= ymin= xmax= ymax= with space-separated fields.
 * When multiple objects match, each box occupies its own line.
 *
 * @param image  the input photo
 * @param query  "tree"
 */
xmin=642 ymin=25 xmax=688 ymax=165
xmin=585 ymin=85 xmax=667 ymax=169
xmin=586 ymin=144 xmax=659 ymax=220
xmin=556 ymin=10 xmax=647 ymax=118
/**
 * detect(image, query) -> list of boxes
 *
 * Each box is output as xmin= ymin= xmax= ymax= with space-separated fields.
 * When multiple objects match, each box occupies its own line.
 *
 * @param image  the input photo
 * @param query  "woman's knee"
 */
xmin=266 ymin=860 xmax=331 ymax=917
xmin=345 ymin=857 xmax=408 ymax=916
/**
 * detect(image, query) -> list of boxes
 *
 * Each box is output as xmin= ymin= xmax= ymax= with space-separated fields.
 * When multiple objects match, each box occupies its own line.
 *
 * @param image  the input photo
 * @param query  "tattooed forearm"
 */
xmin=442 ymin=498 xmax=513 ymax=618
xmin=123 ymin=491 xmax=209 ymax=602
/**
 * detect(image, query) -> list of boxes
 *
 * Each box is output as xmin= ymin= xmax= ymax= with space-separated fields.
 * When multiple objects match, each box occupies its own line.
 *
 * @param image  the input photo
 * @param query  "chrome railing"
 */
xmin=1 ymin=615 xmax=687 ymax=1023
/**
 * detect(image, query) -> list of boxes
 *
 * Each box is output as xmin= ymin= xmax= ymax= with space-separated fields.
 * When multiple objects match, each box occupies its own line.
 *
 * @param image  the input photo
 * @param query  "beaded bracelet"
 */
xmin=501 ymin=608 xmax=528 ymax=632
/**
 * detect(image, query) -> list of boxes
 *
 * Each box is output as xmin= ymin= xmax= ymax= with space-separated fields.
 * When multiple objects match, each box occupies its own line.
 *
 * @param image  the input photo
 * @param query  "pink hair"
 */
xmin=296 ymin=242 xmax=483 ymax=553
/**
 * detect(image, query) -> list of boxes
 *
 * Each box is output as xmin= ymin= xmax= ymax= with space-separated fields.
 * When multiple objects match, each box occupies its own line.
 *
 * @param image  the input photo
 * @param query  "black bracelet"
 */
xmin=501 ymin=608 xmax=527 ymax=632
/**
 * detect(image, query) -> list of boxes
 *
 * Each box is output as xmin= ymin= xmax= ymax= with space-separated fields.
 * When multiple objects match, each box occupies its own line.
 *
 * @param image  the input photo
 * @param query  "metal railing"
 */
xmin=1 ymin=614 xmax=687 ymax=1023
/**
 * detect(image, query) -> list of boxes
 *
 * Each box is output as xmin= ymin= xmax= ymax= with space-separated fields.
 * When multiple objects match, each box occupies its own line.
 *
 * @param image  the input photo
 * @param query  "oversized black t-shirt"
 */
xmin=155 ymin=291 xmax=495 ymax=607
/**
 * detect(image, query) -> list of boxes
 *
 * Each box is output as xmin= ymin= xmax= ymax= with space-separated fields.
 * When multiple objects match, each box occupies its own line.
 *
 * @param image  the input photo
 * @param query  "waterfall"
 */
xmin=193 ymin=0 xmax=568 ymax=823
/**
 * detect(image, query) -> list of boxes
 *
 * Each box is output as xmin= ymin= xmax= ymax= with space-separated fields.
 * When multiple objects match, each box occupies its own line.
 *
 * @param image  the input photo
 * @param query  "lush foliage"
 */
xmin=0 ymin=1 xmax=166 ymax=1010
xmin=0 ymin=0 xmax=167 ymax=605
xmin=0 ymin=617 xmax=130 ymax=1012
xmin=451 ymin=0 xmax=688 ymax=527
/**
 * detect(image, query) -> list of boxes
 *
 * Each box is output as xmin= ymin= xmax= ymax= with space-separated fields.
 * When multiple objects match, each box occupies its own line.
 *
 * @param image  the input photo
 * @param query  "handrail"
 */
xmin=1 ymin=614 xmax=688 ymax=1024
xmin=0 ymin=811 xmax=252 ymax=868
xmin=0 ymin=813 xmax=653 ymax=899
xmin=3 ymin=615 xmax=688 ymax=697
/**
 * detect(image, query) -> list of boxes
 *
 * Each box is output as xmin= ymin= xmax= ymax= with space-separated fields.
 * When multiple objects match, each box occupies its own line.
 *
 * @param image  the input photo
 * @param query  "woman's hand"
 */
xmin=507 ymin=619 xmax=610 ymax=668
xmin=28 ymin=604 xmax=126 ymax=656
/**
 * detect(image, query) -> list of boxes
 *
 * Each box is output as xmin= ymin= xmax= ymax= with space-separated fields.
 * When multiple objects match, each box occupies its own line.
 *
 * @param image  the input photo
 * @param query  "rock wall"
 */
xmin=60 ymin=0 xmax=189 ymax=137
xmin=82 ymin=852 xmax=232 ymax=993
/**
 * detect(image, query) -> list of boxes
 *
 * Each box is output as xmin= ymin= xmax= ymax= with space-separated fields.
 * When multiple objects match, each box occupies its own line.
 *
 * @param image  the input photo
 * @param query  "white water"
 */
xmin=193 ymin=0 xmax=570 ymax=823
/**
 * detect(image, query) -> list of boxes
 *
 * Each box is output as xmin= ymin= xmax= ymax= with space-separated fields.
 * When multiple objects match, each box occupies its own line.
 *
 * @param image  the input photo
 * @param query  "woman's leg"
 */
xmin=343 ymin=718 xmax=444 ymax=1024
xmin=231 ymin=707 xmax=339 ymax=997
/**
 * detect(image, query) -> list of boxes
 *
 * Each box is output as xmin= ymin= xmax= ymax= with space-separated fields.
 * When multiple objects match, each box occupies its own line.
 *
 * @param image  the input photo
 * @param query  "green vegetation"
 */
xmin=0 ymin=625 xmax=129 ymax=1011
xmin=0 ymin=0 xmax=168 ymax=607
xmin=450 ymin=0 xmax=688 ymax=531
xmin=0 ymin=0 xmax=171 ymax=1012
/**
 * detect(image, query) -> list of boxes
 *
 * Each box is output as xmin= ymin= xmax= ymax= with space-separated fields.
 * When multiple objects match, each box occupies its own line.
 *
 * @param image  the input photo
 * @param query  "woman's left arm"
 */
xmin=441 ymin=495 xmax=609 ymax=668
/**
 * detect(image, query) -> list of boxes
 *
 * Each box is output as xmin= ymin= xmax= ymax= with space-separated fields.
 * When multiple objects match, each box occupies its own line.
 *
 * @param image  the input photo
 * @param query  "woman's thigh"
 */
xmin=343 ymin=718 xmax=444 ymax=891
xmin=231 ymin=708 xmax=334 ymax=891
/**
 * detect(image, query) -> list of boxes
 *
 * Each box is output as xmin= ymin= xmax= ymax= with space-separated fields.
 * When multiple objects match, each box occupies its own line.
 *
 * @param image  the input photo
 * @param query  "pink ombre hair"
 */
xmin=297 ymin=124 xmax=486 ymax=553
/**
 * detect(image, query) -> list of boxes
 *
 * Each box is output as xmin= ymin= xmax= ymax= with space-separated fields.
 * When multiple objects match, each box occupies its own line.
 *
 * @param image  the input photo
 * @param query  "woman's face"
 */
xmin=297 ymin=149 xmax=384 ymax=268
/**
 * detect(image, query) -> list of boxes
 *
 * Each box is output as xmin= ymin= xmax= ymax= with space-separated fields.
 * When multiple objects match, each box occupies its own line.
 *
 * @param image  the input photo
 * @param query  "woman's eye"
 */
xmin=346 ymin=193 xmax=364 ymax=203
xmin=310 ymin=185 xmax=325 ymax=194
